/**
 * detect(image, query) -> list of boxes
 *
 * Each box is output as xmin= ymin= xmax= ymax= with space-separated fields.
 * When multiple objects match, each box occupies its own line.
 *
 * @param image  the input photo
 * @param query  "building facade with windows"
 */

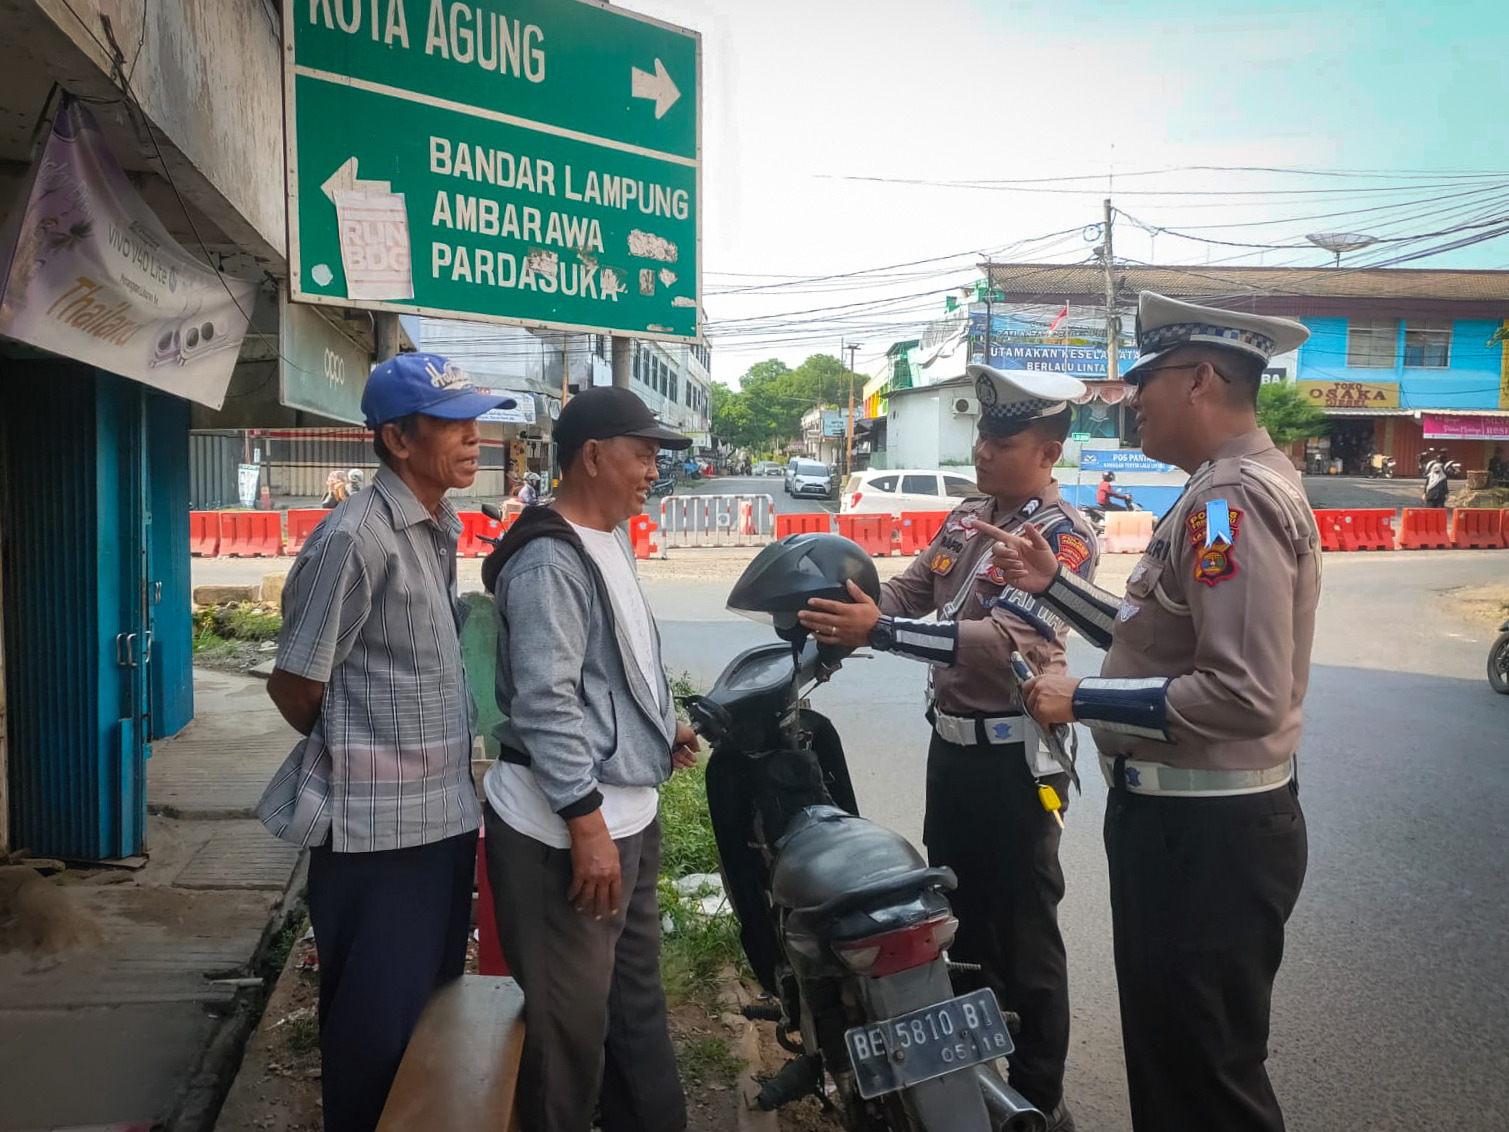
xmin=631 ymin=339 xmax=713 ymax=448
xmin=984 ymin=264 xmax=1509 ymax=476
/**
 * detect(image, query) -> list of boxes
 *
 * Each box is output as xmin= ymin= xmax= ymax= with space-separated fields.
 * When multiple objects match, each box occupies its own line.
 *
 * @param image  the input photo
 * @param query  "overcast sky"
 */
xmin=622 ymin=0 xmax=1508 ymax=383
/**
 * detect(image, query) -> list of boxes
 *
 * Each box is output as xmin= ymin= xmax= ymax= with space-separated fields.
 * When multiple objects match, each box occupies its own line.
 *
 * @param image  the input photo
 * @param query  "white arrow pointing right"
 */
xmin=630 ymin=58 xmax=681 ymax=120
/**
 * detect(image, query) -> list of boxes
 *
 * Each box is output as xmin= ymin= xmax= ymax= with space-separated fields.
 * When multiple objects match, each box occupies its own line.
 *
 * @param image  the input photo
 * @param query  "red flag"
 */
xmin=1048 ymin=303 xmax=1069 ymax=333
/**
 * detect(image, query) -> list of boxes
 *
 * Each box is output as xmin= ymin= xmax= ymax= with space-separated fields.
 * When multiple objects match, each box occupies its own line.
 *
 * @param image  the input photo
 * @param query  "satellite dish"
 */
xmin=1305 ymin=232 xmax=1379 ymax=267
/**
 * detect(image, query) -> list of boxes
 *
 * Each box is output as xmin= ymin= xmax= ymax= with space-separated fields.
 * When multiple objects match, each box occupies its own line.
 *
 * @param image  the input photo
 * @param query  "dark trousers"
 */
xmin=1106 ymin=778 xmax=1307 ymax=1132
xmin=484 ymin=807 xmax=686 ymax=1132
xmin=306 ymin=830 xmax=478 ymax=1132
xmin=923 ymin=733 xmax=1070 ymax=1113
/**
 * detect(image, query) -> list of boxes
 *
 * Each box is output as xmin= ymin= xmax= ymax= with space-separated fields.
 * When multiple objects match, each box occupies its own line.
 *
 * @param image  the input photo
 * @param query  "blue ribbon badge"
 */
xmin=1205 ymin=499 xmax=1233 ymax=547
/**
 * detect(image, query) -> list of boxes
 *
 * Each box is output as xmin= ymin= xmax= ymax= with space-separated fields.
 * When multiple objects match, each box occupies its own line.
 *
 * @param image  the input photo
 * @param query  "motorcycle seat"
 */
xmin=769 ymin=806 xmax=944 ymax=914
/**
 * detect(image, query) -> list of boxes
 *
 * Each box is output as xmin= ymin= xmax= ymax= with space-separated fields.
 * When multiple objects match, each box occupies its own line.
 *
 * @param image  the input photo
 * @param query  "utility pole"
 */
xmin=375 ymin=312 xmax=402 ymax=362
xmin=611 ymin=335 xmax=632 ymax=389
xmin=1101 ymin=198 xmax=1119 ymax=382
xmin=982 ymin=257 xmax=994 ymax=366
xmin=844 ymin=342 xmax=860 ymax=477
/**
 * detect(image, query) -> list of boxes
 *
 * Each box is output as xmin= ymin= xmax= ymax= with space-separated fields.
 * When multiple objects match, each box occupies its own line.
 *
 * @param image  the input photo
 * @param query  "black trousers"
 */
xmin=306 ymin=830 xmax=478 ymax=1132
xmin=924 ymin=733 xmax=1070 ymax=1113
xmin=484 ymin=807 xmax=686 ymax=1132
xmin=1106 ymin=777 xmax=1307 ymax=1132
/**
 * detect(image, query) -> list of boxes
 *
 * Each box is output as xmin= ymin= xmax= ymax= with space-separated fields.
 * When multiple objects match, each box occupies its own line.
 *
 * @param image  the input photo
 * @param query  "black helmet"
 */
xmin=727 ymin=533 xmax=880 ymax=644
xmin=1102 ymin=471 xmax=1115 ymax=481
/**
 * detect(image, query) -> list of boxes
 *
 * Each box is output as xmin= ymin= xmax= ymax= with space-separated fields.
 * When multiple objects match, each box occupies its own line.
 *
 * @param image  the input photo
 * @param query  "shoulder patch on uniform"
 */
xmin=1186 ymin=500 xmax=1242 ymax=586
xmin=1054 ymin=531 xmax=1091 ymax=573
xmin=1185 ymin=501 xmax=1243 ymax=549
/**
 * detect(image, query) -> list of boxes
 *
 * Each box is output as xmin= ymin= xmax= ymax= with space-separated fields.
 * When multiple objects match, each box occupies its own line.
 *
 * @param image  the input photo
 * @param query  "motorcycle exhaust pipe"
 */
xmin=976 ymin=1068 xmax=1048 ymax=1132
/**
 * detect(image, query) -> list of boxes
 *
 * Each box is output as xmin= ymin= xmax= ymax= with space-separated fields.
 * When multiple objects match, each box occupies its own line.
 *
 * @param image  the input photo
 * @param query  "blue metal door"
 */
xmin=0 ymin=363 xmax=152 ymax=858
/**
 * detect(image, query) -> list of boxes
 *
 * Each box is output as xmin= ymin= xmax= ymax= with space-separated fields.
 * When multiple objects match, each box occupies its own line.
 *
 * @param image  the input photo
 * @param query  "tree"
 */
xmin=1256 ymin=382 xmax=1327 ymax=446
xmin=711 ymin=355 xmax=856 ymax=451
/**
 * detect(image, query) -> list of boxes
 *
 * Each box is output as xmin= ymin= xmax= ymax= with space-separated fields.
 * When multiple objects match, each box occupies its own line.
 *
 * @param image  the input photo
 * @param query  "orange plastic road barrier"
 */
xmin=474 ymin=829 xmax=510 ymax=977
xmin=284 ymin=509 xmax=328 ymax=557
xmin=899 ymin=511 xmax=950 ymax=556
xmin=1104 ymin=511 xmax=1155 ymax=554
xmin=628 ymin=514 xmax=660 ymax=559
xmin=456 ymin=511 xmax=506 ymax=558
xmin=1397 ymin=508 xmax=1452 ymax=550
xmin=1450 ymin=508 xmax=1506 ymax=549
xmin=1338 ymin=509 xmax=1396 ymax=551
xmin=775 ymin=513 xmax=833 ymax=539
xmin=219 ymin=511 xmax=283 ymax=557
xmin=1310 ymin=510 xmax=1347 ymax=553
xmin=189 ymin=511 xmax=221 ymax=557
xmin=837 ymin=513 xmax=896 ymax=557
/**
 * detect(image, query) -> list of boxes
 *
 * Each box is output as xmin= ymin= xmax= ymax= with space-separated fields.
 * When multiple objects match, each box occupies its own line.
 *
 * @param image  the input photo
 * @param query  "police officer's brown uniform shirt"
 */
xmin=1046 ymin=428 xmax=1320 ymax=771
xmin=880 ymin=483 xmax=1099 ymax=716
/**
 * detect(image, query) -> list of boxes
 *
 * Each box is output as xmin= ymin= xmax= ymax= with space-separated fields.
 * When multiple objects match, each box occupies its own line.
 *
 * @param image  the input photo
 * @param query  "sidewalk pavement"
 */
xmin=0 ymin=670 xmax=302 ymax=1132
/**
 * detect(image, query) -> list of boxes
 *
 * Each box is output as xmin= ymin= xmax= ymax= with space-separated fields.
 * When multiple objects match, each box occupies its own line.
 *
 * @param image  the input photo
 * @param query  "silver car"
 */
xmin=787 ymin=459 xmax=833 ymax=499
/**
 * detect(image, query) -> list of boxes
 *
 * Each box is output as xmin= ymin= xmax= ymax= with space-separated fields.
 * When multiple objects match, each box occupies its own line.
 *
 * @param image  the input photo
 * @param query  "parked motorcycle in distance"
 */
xmin=687 ymin=534 xmax=1045 ymax=1132
xmin=1490 ymin=618 xmax=1509 ymax=695
xmin=649 ymin=474 xmax=676 ymax=498
xmin=1365 ymin=453 xmax=1397 ymax=479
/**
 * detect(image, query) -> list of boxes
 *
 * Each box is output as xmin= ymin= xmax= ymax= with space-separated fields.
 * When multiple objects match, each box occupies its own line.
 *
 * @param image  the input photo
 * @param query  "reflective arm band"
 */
xmin=1072 ymin=677 xmax=1172 ymax=742
xmin=1041 ymin=566 xmax=1119 ymax=650
xmin=881 ymin=616 xmax=959 ymax=666
xmin=992 ymin=585 xmax=1068 ymax=642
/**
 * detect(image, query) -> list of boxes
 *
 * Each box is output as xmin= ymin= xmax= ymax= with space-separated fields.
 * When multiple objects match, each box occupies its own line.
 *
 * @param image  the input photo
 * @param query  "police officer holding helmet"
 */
xmin=988 ymin=292 xmax=1320 ymax=1131
xmin=799 ymin=366 xmax=1099 ymax=1132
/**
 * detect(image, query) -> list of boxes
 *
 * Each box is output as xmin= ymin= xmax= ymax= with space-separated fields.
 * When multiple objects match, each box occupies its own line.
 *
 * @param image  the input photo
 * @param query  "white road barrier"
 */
xmin=658 ymin=493 xmax=776 ymax=551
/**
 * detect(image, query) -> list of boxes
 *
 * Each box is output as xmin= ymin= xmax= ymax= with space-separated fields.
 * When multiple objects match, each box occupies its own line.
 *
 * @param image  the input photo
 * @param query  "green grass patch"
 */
xmin=675 ymin=1034 xmax=741 ymax=1088
xmin=659 ymin=760 xmax=721 ymax=879
xmin=282 ymin=1010 xmax=320 ymax=1057
xmin=658 ymin=878 xmax=747 ymax=1004
xmin=193 ymin=603 xmax=282 ymax=645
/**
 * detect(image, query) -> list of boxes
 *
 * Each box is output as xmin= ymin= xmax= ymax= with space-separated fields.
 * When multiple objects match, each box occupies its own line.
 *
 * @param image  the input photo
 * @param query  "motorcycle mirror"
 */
xmin=481 ymin=502 xmax=503 ymax=521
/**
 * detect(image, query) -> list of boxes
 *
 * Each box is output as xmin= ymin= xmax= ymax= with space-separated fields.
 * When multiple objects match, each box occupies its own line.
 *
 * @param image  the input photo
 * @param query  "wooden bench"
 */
xmin=376 ymin=974 xmax=525 ymax=1132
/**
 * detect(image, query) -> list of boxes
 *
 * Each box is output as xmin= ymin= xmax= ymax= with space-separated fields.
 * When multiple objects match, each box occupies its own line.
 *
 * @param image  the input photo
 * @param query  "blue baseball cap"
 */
xmin=361 ymin=352 xmax=515 ymax=428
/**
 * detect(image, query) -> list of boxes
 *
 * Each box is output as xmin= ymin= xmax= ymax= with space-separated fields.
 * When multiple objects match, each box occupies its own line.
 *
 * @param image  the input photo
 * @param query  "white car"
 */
xmin=787 ymin=458 xmax=834 ymax=499
xmin=839 ymin=469 xmax=978 ymax=517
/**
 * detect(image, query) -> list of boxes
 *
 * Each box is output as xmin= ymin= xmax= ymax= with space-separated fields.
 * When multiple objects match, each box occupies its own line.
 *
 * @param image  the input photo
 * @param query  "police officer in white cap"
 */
xmin=985 ymin=293 xmax=1320 ymax=1131
xmin=800 ymin=364 xmax=1100 ymax=1131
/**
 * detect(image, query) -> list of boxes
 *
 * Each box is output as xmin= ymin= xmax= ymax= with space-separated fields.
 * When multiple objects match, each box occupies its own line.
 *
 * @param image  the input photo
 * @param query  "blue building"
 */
xmin=983 ymin=264 xmax=1509 ymax=477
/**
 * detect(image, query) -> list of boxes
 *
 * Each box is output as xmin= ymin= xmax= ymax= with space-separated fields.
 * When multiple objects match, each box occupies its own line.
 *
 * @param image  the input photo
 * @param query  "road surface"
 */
xmin=646 ymin=551 xmax=1509 ymax=1132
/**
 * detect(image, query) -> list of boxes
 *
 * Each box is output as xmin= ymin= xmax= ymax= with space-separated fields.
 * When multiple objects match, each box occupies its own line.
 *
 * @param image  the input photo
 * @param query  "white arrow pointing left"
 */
xmin=630 ymin=58 xmax=681 ymax=120
xmin=321 ymin=157 xmax=391 ymax=204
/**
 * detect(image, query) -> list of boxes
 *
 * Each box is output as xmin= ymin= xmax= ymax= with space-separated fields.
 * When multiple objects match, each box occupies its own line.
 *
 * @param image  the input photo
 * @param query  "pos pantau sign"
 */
xmin=283 ymin=0 xmax=701 ymax=342
xmin=1297 ymin=380 xmax=1400 ymax=410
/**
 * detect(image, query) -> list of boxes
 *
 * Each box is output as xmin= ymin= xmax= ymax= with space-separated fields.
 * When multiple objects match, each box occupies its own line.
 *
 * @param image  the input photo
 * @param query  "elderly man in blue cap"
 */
xmin=257 ymin=353 xmax=513 ymax=1132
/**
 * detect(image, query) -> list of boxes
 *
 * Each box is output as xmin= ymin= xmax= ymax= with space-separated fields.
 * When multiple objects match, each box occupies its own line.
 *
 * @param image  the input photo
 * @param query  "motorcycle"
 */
xmin=1490 ymin=618 xmax=1509 ymax=695
xmin=1364 ymin=454 xmax=1397 ymax=479
xmin=686 ymin=534 xmax=1045 ymax=1132
xmin=1083 ymin=492 xmax=1144 ymax=538
xmin=650 ymin=475 xmax=676 ymax=498
xmin=1419 ymin=450 xmax=1465 ymax=480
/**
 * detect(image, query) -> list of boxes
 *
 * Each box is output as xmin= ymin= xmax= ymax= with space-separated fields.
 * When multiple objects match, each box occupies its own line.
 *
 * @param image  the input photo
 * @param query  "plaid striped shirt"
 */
xmin=257 ymin=466 xmax=481 ymax=852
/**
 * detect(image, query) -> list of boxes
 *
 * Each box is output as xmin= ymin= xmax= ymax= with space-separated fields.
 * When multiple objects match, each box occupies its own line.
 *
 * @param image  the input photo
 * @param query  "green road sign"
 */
xmin=283 ymin=0 xmax=700 ymax=341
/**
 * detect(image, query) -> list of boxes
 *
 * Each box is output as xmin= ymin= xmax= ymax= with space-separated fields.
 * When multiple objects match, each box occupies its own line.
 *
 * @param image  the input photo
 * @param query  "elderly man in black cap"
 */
xmin=799 ymin=365 xmax=1100 ymax=1131
xmin=481 ymin=387 xmax=701 ymax=1132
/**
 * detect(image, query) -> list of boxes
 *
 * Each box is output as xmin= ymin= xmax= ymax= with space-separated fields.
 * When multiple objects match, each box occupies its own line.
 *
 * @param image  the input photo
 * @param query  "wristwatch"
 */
xmin=868 ymin=615 xmax=896 ymax=651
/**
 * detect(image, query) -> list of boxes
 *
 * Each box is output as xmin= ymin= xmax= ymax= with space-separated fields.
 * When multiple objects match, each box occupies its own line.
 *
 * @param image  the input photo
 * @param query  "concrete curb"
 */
xmin=168 ymin=850 xmax=310 ymax=1132
xmin=717 ymin=972 xmax=779 ymax=1132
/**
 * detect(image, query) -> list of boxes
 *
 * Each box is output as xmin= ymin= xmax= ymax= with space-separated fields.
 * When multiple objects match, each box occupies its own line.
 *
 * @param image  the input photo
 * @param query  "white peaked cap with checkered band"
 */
xmin=1124 ymin=291 xmax=1310 ymax=382
xmin=965 ymin=363 xmax=1086 ymax=424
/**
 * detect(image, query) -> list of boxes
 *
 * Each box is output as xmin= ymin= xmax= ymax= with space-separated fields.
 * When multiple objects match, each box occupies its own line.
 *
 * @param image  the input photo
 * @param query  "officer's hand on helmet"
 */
xmin=797 ymin=579 xmax=882 ymax=648
xmin=972 ymin=520 xmax=1059 ymax=594
xmin=1024 ymin=674 xmax=1079 ymax=724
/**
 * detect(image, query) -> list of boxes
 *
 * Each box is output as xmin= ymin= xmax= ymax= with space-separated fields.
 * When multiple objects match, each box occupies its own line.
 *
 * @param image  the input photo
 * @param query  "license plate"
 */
xmin=843 ymin=988 xmax=1013 ymax=1100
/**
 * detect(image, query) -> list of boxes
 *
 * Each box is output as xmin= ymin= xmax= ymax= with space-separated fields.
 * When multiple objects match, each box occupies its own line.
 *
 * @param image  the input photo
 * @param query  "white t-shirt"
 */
xmin=485 ymin=522 xmax=662 ymax=848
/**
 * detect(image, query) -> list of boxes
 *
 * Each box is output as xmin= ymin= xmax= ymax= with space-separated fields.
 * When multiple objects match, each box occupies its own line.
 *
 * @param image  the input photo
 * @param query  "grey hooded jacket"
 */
xmin=484 ymin=507 xmax=677 ymax=818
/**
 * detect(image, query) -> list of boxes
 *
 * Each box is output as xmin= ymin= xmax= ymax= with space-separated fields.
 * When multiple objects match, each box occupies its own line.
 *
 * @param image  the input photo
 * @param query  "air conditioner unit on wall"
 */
xmin=953 ymin=397 xmax=979 ymax=416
